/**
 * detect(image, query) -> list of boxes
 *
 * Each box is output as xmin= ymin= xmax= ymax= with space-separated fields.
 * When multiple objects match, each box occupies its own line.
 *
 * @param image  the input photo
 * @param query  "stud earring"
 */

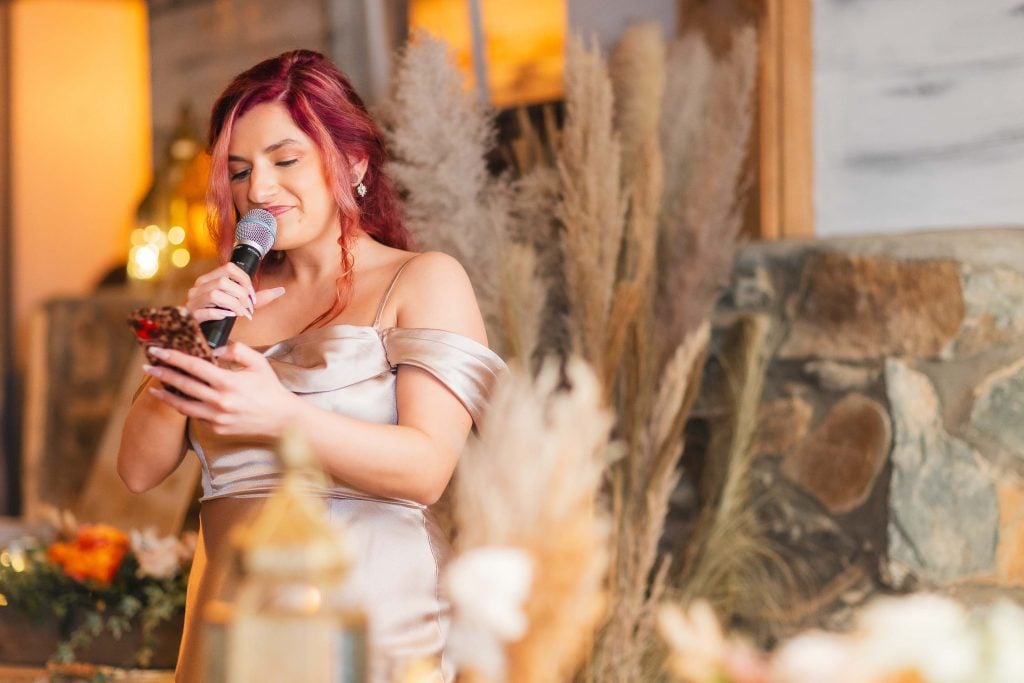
xmin=356 ymin=182 xmax=367 ymax=198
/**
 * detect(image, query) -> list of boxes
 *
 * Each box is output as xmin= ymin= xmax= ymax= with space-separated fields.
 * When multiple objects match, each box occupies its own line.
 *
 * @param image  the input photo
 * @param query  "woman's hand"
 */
xmin=185 ymin=263 xmax=285 ymax=323
xmin=142 ymin=343 xmax=301 ymax=439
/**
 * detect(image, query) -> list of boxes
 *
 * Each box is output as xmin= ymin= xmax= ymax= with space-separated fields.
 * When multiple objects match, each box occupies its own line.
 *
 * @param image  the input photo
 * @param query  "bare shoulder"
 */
xmin=394 ymin=251 xmax=487 ymax=344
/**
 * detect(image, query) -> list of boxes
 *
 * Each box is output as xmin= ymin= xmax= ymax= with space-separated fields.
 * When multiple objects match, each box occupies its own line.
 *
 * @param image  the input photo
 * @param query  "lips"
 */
xmin=264 ymin=206 xmax=294 ymax=217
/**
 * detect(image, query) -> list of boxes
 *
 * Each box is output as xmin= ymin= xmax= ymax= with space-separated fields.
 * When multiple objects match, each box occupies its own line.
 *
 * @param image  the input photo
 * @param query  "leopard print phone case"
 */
xmin=128 ymin=305 xmax=214 ymax=363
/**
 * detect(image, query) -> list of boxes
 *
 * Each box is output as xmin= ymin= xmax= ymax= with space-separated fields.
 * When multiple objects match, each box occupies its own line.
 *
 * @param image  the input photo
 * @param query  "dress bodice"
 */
xmin=187 ymin=323 xmax=506 ymax=503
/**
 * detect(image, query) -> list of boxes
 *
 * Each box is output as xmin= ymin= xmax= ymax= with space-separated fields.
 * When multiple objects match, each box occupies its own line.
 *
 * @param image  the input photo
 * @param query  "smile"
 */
xmin=264 ymin=206 xmax=294 ymax=217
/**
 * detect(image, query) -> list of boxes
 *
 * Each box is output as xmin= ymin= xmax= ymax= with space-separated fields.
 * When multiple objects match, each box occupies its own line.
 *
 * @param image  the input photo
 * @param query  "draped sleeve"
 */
xmin=381 ymin=327 xmax=507 ymax=426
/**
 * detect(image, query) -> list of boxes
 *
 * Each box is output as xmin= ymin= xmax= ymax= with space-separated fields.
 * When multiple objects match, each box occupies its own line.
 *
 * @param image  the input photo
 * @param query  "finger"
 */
xmin=148 ymin=387 xmax=218 ymax=421
xmin=224 ymin=264 xmax=257 ymax=302
xmin=143 ymin=364 xmax=219 ymax=404
xmin=147 ymin=347 xmax=228 ymax=388
xmin=187 ymin=281 xmax=252 ymax=317
xmin=194 ymin=267 xmax=255 ymax=305
xmin=192 ymin=308 xmax=236 ymax=324
xmin=254 ymin=287 xmax=286 ymax=309
xmin=207 ymin=289 xmax=252 ymax=319
xmin=213 ymin=341 xmax=265 ymax=369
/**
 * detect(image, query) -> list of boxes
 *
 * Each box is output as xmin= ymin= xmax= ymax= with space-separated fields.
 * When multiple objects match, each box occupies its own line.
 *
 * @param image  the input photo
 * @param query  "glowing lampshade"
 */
xmin=410 ymin=0 xmax=566 ymax=107
xmin=11 ymin=0 xmax=151 ymax=325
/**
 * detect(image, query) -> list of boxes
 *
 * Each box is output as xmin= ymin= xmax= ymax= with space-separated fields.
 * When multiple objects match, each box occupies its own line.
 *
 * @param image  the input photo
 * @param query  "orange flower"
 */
xmin=47 ymin=524 xmax=129 ymax=586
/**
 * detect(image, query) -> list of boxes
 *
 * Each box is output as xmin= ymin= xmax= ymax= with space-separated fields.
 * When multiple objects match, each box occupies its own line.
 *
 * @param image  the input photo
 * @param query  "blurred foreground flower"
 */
xmin=446 ymin=546 xmax=533 ymax=680
xmin=661 ymin=594 xmax=1024 ymax=683
xmin=658 ymin=600 xmax=769 ymax=683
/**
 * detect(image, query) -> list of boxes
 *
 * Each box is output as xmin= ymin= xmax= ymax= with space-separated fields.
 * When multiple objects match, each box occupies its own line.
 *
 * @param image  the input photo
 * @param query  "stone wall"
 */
xmin=699 ymin=228 xmax=1024 ymax=626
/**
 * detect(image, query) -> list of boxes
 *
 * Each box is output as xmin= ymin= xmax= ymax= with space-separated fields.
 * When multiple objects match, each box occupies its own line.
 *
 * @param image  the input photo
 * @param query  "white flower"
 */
xmin=855 ymin=593 xmax=979 ymax=683
xmin=983 ymin=600 xmax=1024 ymax=683
xmin=443 ymin=547 xmax=533 ymax=680
xmin=658 ymin=601 xmax=726 ymax=682
xmin=130 ymin=528 xmax=189 ymax=579
xmin=771 ymin=631 xmax=856 ymax=683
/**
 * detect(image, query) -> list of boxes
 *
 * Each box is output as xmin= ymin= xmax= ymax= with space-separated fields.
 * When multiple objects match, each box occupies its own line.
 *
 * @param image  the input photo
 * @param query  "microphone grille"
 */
xmin=235 ymin=208 xmax=277 ymax=257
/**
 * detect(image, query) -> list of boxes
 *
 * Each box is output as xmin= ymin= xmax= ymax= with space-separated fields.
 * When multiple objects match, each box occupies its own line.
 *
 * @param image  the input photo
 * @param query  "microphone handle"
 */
xmin=200 ymin=244 xmax=264 ymax=349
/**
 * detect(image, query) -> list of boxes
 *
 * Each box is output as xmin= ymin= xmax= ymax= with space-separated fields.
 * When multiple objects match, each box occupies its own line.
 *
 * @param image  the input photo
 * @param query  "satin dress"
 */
xmin=174 ymin=267 xmax=507 ymax=682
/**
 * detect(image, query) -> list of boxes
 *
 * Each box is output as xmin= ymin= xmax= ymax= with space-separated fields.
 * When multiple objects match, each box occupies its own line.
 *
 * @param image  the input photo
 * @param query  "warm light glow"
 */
xmin=0 ymin=594 xmax=7 ymax=607
xmin=168 ymin=225 xmax=186 ymax=245
xmin=481 ymin=0 xmax=565 ymax=106
xmin=12 ymin=0 xmax=152 ymax=349
xmin=171 ymin=248 xmax=191 ymax=268
xmin=130 ymin=228 xmax=146 ymax=246
xmin=129 ymin=245 xmax=160 ymax=280
xmin=409 ymin=0 xmax=475 ymax=87
xmin=188 ymin=204 xmax=213 ymax=255
xmin=10 ymin=554 xmax=24 ymax=573
xmin=409 ymin=0 xmax=565 ymax=107
xmin=0 ymin=551 xmax=9 ymax=567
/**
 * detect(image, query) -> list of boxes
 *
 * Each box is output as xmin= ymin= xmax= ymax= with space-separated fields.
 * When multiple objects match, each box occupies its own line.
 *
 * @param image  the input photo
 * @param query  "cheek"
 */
xmin=231 ymin=185 xmax=247 ymax=213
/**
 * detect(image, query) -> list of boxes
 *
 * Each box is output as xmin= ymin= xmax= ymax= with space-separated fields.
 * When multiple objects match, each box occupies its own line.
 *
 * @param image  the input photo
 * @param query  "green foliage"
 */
xmin=0 ymin=542 xmax=188 ymax=667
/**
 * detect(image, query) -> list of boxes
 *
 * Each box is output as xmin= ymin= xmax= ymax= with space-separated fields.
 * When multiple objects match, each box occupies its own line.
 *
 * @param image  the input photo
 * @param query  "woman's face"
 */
xmin=227 ymin=101 xmax=339 ymax=252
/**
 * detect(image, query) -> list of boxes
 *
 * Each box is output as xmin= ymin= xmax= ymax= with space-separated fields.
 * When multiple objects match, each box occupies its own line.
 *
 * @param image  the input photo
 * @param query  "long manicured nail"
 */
xmin=243 ymin=309 xmax=253 ymax=320
xmin=248 ymin=293 xmax=255 ymax=307
xmin=142 ymin=363 xmax=161 ymax=376
xmin=148 ymin=387 xmax=166 ymax=399
xmin=148 ymin=347 xmax=169 ymax=359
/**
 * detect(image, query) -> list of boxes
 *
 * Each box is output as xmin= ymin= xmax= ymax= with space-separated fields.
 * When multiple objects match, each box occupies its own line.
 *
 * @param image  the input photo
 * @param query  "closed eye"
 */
xmin=276 ymin=159 xmax=298 ymax=168
xmin=229 ymin=168 xmax=251 ymax=182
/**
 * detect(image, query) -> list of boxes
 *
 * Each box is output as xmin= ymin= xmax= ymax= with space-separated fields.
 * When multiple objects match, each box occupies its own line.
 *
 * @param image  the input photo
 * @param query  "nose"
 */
xmin=247 ymin=162 xmax=278 ymax=205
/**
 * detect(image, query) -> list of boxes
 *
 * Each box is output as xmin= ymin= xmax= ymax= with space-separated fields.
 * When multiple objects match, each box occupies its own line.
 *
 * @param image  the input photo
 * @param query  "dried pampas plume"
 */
xmin=557 ymin=37 xmax=627 ymax=371
xmin=376 ymin=33 xmax=507 ymax=356
xmin=378 ymin=32 xmax=554 ymax=364
xmin=452 ymin=360 xmax=612 ymax=683
xmin=655 ymin=25 xmax=758 ymax=367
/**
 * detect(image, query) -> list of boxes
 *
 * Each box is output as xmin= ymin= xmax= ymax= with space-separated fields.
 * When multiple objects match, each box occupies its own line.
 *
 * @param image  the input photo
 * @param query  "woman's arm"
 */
xmin=144 ymin=252 xmax=488 ymax=505
xmin=116 ymin=375 xmax=190 ymax=493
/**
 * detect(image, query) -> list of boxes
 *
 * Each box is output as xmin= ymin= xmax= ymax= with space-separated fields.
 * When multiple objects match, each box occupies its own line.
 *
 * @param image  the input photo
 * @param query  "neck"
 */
xmin=277 ymin=226 xmax=368 ymax=285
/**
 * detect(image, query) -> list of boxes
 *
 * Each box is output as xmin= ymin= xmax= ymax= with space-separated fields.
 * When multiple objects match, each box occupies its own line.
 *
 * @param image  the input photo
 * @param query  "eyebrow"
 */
xmin=227 ymin=138 xmax=301 ymax=163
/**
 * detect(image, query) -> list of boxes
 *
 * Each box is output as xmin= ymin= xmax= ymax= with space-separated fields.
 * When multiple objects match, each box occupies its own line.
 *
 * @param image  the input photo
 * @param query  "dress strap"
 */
xmin=372 ymin=255 xmax=420 ymax=329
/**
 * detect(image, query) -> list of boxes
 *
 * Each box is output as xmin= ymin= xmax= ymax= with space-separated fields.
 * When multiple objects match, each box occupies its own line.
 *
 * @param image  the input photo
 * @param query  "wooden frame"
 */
xmin=758 ymin=0 xmax=813 ymax=239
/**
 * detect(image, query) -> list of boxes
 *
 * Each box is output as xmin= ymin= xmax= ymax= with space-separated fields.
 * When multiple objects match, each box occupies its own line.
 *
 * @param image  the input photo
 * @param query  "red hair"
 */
xmin=206 ymin=49 xmax=411 ymax=327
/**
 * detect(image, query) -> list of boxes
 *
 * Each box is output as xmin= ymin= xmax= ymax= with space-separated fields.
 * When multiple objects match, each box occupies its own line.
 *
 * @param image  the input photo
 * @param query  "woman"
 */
xmin=117 ymin=50 xmax=505 ymax=682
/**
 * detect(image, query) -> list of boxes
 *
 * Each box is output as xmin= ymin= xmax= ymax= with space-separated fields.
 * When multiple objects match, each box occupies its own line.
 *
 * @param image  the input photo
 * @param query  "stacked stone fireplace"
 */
xmin=697 ymin=227 xmax=1024 ymax=628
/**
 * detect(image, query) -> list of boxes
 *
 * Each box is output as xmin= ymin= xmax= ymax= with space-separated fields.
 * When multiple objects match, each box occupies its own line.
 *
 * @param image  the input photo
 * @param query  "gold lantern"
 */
xmin=204 ymin=431 xmax=368 ymax=683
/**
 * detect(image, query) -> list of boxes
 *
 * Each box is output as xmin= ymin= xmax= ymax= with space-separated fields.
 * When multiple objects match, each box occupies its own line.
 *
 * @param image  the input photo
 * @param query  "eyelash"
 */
xmin=229 ymin=158 xmax=299 ymax=182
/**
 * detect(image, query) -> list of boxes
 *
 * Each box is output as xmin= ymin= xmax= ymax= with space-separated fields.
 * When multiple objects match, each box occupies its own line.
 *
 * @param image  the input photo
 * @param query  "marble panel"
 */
xmin=814 ymin=0 xmax=1024 ymax=235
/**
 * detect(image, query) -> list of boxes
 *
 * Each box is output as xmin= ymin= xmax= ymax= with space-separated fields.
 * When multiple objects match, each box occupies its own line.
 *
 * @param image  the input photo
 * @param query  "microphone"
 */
xmin=200 ymin=208 xmax=277 ymax=349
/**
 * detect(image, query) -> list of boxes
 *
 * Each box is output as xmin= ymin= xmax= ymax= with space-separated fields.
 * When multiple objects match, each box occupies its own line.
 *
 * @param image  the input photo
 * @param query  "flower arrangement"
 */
xmin=658 ymin=594 xmax=1024 ymax=683
xmin=0 ymin=518 xmax=195 ymax=667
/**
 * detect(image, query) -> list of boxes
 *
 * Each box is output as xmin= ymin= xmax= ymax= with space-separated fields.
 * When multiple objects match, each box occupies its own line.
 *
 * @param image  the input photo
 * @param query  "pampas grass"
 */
xmin=557 ymin=37 xmax=627 ymax=376
xmin=379 ymin=33 xmax=555 ymax=365
xmin=655 ymin=25 xmax=758 ymax=368
xmin=676 ymin=316 xmax=795 ymax=636
xmin=379 ymin=18 xmax=762 ymax=683
xmin=454 ymin=360 xmax=612 ymax=683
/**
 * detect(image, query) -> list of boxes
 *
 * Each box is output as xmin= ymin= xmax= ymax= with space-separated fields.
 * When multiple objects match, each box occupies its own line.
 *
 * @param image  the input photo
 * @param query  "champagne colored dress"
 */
xmin=174 ymin=262 xmax=506 ymax=682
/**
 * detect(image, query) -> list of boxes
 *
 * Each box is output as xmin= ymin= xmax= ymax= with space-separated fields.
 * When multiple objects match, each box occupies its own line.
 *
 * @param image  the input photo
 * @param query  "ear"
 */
xmin=347 ymin=155 xmax=370 ymax=185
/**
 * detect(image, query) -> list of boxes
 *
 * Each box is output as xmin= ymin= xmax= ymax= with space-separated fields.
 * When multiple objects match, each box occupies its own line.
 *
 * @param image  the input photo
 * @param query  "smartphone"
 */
xmin=128 ymin=306 xmax=214 ymax=398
